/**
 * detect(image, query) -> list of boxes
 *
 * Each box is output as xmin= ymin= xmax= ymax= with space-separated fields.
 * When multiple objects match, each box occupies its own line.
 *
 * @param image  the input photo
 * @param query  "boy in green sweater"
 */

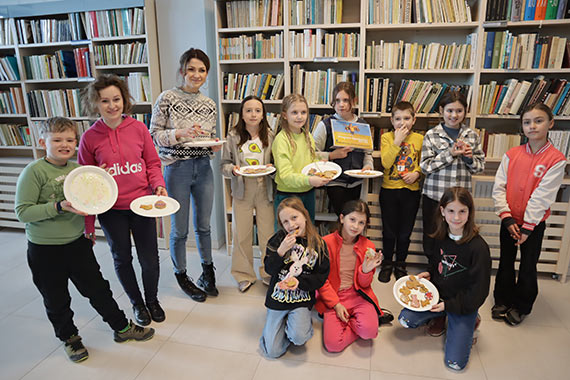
xmin=15 ymin=117 xmax=154 ymax=363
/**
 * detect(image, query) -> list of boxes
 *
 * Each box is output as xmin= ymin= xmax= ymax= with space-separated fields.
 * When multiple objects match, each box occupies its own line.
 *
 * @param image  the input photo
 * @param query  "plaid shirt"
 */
xmin=420 ymin=123 xmax=485 ymax=201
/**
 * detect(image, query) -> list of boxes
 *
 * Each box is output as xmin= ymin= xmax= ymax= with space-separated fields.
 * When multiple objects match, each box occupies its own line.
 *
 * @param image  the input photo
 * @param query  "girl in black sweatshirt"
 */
xmin=398 ymin=187 xmax=491 ymax=372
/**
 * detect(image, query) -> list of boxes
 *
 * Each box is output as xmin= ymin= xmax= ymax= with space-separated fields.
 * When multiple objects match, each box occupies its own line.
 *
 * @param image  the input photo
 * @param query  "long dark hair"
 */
xmin=232 ymin=95 xmax=270 ymax=148
xmin=337 ymin=199 xmax=370 ymax=242
xmin=430 ymin=187 xmax=479 ymax=245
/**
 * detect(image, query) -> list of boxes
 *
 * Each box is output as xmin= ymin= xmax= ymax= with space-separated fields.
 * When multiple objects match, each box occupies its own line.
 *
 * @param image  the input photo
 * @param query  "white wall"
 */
xmin=154 ymin=0 xmax=226 ymax=250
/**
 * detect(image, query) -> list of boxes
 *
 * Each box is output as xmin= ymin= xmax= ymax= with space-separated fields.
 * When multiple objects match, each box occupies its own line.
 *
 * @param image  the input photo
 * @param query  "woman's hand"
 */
xmin=334 ymin=303 xmax=350 ymax=323
xmin=211 ymin=145 xmax=222 ymax=152
xmin=155 ymin=186 xmax=168 ymax=196
xmin=277 ymin=232 xmax=296 ymax=256
xmin=417 ymin=271 xmax=431 ymax=281
xmin=362 ymin=251 xmax=383 ymax=273
xmin=175 ymin=127 xmax=197 ymax=139
xmin=430 ymin=301 xmax=445 ymax=313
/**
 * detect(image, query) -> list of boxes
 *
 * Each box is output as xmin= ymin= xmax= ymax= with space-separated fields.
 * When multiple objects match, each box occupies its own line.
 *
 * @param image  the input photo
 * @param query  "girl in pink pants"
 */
xmin=315 ymin=200 xmax=385 ymax=352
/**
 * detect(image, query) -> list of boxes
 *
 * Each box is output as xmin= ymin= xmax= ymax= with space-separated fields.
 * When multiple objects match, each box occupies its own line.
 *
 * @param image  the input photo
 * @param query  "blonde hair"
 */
xmin=39 ymin=117 xmax=79 ymax=140
xmin=278 ymin=94 xmax=316 ymax=159
xmin=277 ymin=197 xmax=327 ymax=261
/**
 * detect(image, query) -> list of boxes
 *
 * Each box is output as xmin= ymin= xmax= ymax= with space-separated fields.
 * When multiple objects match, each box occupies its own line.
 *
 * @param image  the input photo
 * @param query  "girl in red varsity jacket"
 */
xmin=315 ymin=200 xmax=391 ymax=352
xmin=492 ymin=103 xmax=566 ymax=326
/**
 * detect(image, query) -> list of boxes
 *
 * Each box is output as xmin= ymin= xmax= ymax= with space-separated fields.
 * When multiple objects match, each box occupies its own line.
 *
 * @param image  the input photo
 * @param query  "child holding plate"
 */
xmin=312 ymin=82 xmax=374 ymax=216
xmin=15 ymin=117 xmax=155 ymax=363
xmin=221 ymin=95 xmax=275 ymax=291
xmin=378 ymin=101 xmax=423 ymax=282
xmin=272 ymin=94 xmax=330 ymax=224
xmin=78 ymin=74 xmax=167 ymax=327
xmin=315 ymin=200 xmax=392 ymax=353
xmin=398 ymin=187 xmax=490 ymax=372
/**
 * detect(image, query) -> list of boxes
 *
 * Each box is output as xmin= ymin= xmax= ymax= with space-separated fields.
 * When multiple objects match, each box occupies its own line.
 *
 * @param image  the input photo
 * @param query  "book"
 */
xmin=330 ymin=118 xmax=373 ymax=150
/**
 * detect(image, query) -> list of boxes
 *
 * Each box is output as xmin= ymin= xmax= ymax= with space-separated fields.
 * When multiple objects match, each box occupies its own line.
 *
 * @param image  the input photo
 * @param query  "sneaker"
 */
xmin=238 ymin=280 xmax=252 ymax=293
xmin=146 ymin=301 xmax=166 ymax=323
xmin=64 ymin=335 xmax=89 ymax=363
xmin=379 ymin=308 xmax=394 ymax=325
xmin=378 ymin=267 xmax=392 ymax=283
xmin=262 ymin=276 xmax=271 ymax=286
xmin=132 ymin=304 xmax=151 ymax=326
xmin=505 ymin=308 xmax=527 ymax=326
xmin=472 ymin=314 xmax=481 ymax=346
xmin=427 ymin=316 xmax=446 ymax=337
xmin=491 ymin=304 xmax=509 ymax=320
xmin=114 ymin=320 xmax=155 ymax=343
xmin=197 ymin=263 xmax=219 ymax=297
xmin=175 ymin=271 xmax=206 ymax=302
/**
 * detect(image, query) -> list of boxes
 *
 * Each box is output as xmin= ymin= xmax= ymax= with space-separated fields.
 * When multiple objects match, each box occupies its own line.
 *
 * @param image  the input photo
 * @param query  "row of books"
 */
xmin=479 ymin=77 xmax=570 ymax=116
xmin=0 ymin=124 xmax=31 ymax=146
xmin=93 ymin=42 xmax=148 ymax=66
xmin=289 ymin=0 xmax=343 ymax=25
xmin=223 ymin=72 xmax=285 ymax=100
xmin=483 ymin=31 xmax=570 ymax=69
xmin=314 ymin=187 xmax=332 ymax=215
xmin=0 ymin=56 xmax=20 ymax=81
xmin=23 ymin=48 xmax=92 ymax=80
xmin=225 ymin=0 xmax=282 ymax=28
xmin=0 ymin=88 xmax=25 ymax=114
xmin=547 ymin=130 xmax=570 ymax=158
xmin=218 ymin=33 xmax=284 ymax=60
xmin=368 ymin=0 xmax=472 ymax=24
xmin=125 ymin=73 xmax=151 ymax=103
xmin=366 ymin=34 xmax=477 ymax=70
xmin=16 ymin=18 xmax=79 ymax=44
xmin=485 ymin=0 xmax=570 ymax=22
xmin=27 ymin=89 xmax=83 ymax=118
xmin=83 ymin=8 xmax=145 ymax=39
xmin=291 ymin=65 xmax=358 ymax=105
xmin=0 ymin=19 xmax=16 ymax=45
xmin=308 ymin=113 xmax=332 ymax=133
xmin=29 ymin=120 xmax=91 ymax=146
xmin=289 ymin=30 xmax=359 ymax=58
xmin=476 ymin=130 xmax=523 ymax=159
xmin=226 ymin=111 xmax=282 ymax=131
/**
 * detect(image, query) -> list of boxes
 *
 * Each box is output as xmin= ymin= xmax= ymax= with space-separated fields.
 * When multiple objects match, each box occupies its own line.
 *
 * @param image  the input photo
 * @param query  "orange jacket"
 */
xmin=315 ymin=231 xmax=382 ymax=316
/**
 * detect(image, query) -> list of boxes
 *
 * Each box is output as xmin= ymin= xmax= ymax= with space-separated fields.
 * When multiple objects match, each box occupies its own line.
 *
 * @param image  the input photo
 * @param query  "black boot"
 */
xmin=378 ymin=263 xmax=393 ymax=283
xmin=175 ymin=271 xmax=206 ymax=302
xmin=394 ymin=262 xmax=408 ymax=280
xmin=197 ymin=263 xmax=219 ymax=297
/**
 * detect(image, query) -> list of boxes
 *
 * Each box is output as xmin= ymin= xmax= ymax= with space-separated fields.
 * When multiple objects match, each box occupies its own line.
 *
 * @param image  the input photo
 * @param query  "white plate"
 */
xmin=393 ymin=275 xmax=439 ymax=312
xmin=344 ymin=169 xmax=384 ymax=178
xmin=182 ymin=139 xmax=225 ymax=147
xmin=130 ymin=195 xmax=180 ymax=218
xmin=236 ymin=165 xmax=276 ymax=177
xmin=301 ymin=161 xmax=342 ymax=180
xmin=63 ymin=165 xmax=118 ymax=215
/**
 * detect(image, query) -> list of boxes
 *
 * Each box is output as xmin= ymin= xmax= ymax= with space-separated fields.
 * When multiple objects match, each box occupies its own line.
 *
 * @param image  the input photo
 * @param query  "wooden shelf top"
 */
xmin=95 ymin=64 xmax=149 ymax=69
xmin=219 ymin=58 xmax=284 ymax=64
xmin=0 ymin=114 xmax=27 ymax=118
xmin=365 ymin=69 xmax=474 ymax=74
xmin=25 ymin=78 xmax=94 ymax=84
xmin=483 ymin=19 xmax=570 ymax=28
xmin=18 ymin=40 xmax=90 ymax=48
xmin=481 ymin=68 xmax=570 ymax=74
xmin=289 ymin=23 xmax=361 ymax=30
xmin=218 ymin=26 xmax=284 ymax=34
xmin=91 ymin=34 xmax=147 ymax=42
xmin=366 ymin=22 xmax=479 ymax=30
xmin=290 ymin=57 xmax=360 ymax=63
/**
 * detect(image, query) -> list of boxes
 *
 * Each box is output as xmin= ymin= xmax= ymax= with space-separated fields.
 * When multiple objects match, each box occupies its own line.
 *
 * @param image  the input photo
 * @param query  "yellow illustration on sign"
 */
xmin=331 ymin=119 xmax=373 ymax=150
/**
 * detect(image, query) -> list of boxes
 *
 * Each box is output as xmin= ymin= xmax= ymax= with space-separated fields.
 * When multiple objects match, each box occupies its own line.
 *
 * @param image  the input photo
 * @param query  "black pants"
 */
xmin=494 ymin=221 xmax=546 ymax=315
xmin=326 ymin=184 xmax=362 ymax=216
xmin=27 ymin=236 xmax=128 ymax=341
xmin=98 ymin=209 xmax=160 ymax=306
xmin=380 ymin=188 xmax=420 ymax=267
xmin=422 ymin=195 xmax=439 ymax=262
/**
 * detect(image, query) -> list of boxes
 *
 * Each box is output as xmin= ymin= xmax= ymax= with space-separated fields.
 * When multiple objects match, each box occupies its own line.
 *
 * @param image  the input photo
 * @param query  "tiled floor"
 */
xmin=1 ymin=228 xmax=570 ymax=380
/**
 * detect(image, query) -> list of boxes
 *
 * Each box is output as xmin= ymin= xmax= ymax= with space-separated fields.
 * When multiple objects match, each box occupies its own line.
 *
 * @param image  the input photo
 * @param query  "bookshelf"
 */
xmin=215 ymin=0 xmax=570 ymax=279
xmin=0 ymin=0 xmax=165 ymax=244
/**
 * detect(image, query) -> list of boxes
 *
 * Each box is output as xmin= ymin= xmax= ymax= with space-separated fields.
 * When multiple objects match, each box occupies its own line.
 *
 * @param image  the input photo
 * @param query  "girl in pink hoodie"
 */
xmin=78 ymin=74 xmax=167 ymax=327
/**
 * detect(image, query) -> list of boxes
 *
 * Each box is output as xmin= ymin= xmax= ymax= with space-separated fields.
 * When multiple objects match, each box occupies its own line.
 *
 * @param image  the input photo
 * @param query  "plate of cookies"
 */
xmin=393 ymin=274 xmax=439 ymax=312
xmin=130 ymin=195 xmax=180 ymax=217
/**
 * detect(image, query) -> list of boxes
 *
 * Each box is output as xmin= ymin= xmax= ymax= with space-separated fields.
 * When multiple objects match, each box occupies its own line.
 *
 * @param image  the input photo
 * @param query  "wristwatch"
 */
xmin=56 ymin=201 xmax=64 ymax=214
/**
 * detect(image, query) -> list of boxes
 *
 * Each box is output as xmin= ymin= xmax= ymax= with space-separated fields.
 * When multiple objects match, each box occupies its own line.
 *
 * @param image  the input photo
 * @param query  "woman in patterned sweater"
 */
xmin=150 ymin=48 xmax=220 ymax=302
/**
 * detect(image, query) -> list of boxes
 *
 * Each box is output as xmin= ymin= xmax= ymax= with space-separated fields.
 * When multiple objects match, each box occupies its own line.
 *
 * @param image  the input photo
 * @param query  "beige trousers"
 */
xmin=231 ymin=177 xmax=274 ymax=283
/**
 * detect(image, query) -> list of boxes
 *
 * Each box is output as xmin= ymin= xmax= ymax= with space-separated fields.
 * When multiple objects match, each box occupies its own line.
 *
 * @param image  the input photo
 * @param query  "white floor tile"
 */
xmin=253 ymin=358 xmax=370 ymax=380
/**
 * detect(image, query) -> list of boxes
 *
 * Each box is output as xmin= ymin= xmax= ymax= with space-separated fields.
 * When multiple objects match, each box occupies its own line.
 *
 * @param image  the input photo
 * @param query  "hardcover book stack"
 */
xmin=223 ymin=72 xmax=285 ymax=100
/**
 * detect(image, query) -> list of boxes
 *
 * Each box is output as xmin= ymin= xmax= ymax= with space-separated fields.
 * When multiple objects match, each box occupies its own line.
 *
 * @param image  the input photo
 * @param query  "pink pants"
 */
xmin=322 ymin=287 xmax=379 ymax=352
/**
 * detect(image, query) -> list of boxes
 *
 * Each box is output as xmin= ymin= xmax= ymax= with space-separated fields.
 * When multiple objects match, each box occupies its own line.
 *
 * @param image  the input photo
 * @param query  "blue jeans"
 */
xmin=259 ymin=307 xmax=313 ymax=358
xmin=398 ymin=308 xmax=478 ymax=371
xmin=274 ymin=189 xmax=315 ymax=231
xmin=164 ymin=156 xmax=214 ymax=273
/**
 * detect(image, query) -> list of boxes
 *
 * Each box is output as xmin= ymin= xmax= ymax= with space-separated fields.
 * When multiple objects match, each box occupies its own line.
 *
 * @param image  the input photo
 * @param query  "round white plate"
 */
xmin=393 ymin=275 xmax=439 ymax=312
xmin=344 ymin=169 xmax=384 ymax=178
xmin=130 ymin=195 xmax=181 ymax=218
xmin=63 ymin=165 xmax=118 ymax=215
xmin=236 ymin=165 xmax=276 ymax=177
xmin=182 ymin=139 xmax=225 ymax=147
xmin=301 ymin=161 xmax=342 ymax=180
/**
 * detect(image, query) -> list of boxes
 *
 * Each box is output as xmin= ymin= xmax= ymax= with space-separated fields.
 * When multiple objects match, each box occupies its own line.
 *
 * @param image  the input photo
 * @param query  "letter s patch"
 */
xmin=533 ymin=165 xmax=546 ymax=178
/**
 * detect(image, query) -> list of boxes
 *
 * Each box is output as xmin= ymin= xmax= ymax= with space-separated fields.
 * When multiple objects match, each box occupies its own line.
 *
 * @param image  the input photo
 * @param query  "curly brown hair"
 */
xmin=81 ymin=74 xmax=134 ymax=117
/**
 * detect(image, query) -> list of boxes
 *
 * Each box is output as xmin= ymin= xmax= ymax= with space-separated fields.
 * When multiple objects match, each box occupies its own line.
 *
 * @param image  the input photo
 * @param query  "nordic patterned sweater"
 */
xmin=150 ymin=87 xmax=217 ymax=166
